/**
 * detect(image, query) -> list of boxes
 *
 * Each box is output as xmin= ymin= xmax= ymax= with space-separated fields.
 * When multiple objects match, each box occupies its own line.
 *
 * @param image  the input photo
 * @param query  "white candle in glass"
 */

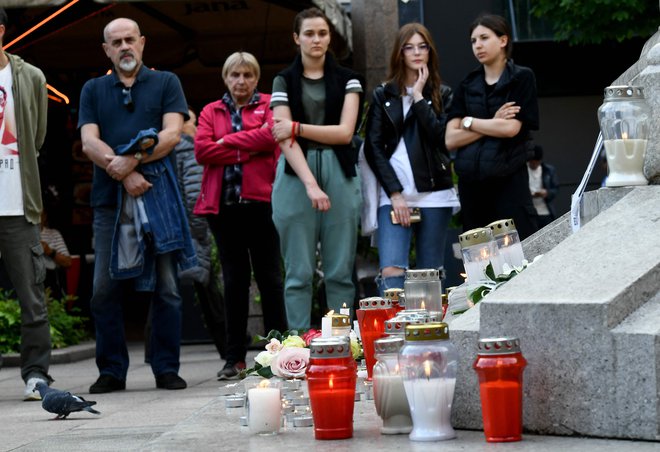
xmin=321 ymin=310 xmax=333 ymax=338
xmin=340 ymin=302 xmax=351 ymax=317
xmin=403 ymin=377 xmax=456 ymax=441
xmin=373 ymin=372 xmax=412 ymax=434
xmin=603 ymin=138 xmax=648 ymax=186
xmin=498 ymin=244 xmax=525 ymax=269
xmin=247 ymin=382 xmax=281 ymax=435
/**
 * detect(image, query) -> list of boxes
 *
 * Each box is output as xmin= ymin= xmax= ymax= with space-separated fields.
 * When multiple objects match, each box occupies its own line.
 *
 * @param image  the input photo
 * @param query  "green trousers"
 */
xmin=272 ymin=150 xmax=362 ymax=330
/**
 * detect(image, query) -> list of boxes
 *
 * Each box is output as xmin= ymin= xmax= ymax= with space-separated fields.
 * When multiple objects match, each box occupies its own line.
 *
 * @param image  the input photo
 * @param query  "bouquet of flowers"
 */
xmin=469 ymin=255 xmax=543 ymax=304
xmin=241 ymin=328 xmax=363 ymax=379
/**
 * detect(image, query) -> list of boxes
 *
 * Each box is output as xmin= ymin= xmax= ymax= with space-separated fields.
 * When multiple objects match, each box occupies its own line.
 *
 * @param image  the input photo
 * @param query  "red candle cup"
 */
xmin=306 ymin=337 xmax=357 ymax=440
xmin=357 ymin=297 xmax=397 ymax=380
xmin=473 ymin=337 xmax=527 ymax=442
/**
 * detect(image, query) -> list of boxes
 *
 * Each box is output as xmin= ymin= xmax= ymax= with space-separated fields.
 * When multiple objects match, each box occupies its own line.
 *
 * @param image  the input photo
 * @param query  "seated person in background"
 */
xmin=40 ymin=208 xmax=71 ymax=298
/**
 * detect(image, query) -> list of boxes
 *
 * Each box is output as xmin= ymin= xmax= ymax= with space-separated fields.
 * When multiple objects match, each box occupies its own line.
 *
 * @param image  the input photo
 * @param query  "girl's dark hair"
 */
xmin=293 ymin=7 xmax=332 ymax=36
xmin=387 ymin=22 xmax=443 ymax=113
xmin=469 ymin=14 xmax=513 ymax=59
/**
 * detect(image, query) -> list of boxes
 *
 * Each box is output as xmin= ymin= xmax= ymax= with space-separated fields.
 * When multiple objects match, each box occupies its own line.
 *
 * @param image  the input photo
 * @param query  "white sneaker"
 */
xmin=23 ymin=377 xmax=47 ymax=401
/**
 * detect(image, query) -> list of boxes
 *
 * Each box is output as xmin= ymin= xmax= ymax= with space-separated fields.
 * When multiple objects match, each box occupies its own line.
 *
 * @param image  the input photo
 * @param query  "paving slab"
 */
xmin=1 ymin=344 xmax=657 ymax=451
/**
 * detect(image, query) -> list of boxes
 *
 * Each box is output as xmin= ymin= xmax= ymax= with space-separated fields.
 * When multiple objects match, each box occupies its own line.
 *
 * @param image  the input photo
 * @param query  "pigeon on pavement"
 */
xmin=35 ymin=382 xmax=101 ymax=420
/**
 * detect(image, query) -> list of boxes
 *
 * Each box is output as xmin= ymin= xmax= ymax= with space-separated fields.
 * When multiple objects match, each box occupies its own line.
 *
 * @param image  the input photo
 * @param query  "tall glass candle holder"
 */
xmin=598 ymin=85 xmax=650 ymax=187
xmin=473 ymin=337 xmax=527 ymax=442
xmin=399 ymin=323 xmax=457 ymax=442
xmin=357 ymin=297 xmax=397 ymax=380
xmin=306 ymin=337 xmax=357 ymax=440
xmin=373 ymin=336 xmax=412 ymax=434
xmin=487 ymin=219 xmax=525 ymax=269
xmin=403 ymin=269 xmax=442 ymax=312
xmin=458 ymin=228 xmax=503 ymax=288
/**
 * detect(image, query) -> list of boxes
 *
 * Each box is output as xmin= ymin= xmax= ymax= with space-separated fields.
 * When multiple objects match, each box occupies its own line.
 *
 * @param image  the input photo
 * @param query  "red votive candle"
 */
xmin=357 ymin=297 xmax=397 ymax=380
xmin=473 ymin=337 xmax=527 ymax=442
xmin=306 ymin=337 xmax=357 ymax=440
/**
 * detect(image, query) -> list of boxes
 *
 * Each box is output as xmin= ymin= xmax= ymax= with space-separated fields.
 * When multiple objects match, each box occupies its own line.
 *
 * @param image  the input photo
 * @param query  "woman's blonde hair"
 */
xmin=222 ymin=52 xmax=261 ymax=80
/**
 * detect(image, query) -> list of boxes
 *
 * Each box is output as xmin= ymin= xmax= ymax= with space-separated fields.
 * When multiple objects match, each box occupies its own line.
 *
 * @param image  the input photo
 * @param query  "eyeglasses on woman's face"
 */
xmin=402 ymin=43 xmax=430 ymax=54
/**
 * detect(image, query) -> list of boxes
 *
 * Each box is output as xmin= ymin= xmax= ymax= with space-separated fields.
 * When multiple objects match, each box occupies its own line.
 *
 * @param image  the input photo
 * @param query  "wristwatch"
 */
xmin=133 ymin=151 xmax=143 ymax=163
xmin=462 ymin=116 xmax=474 ymax=130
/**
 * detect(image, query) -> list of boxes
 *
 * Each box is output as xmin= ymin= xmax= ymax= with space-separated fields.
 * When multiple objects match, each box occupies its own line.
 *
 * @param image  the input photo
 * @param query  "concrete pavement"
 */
xmin=0 ymin=344 xmax=656 ymax=451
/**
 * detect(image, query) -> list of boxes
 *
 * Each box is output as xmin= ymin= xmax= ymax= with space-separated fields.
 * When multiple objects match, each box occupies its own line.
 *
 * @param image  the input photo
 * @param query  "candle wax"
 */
xmin=373 ymin=373 xmax=412 ymax=434
xmin=403 ymin=378 xmax=456 ymax=441
xmin=479 ymin=380 xmax=523 ymax=442
xmin=321 ymin=316 xmax=332 ymax=338
xmin=247 ymin=387 xmax=281 ymax=435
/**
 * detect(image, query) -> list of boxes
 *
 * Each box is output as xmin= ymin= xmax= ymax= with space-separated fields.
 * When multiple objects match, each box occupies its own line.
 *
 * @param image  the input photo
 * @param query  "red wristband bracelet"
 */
xmin=290 ymin=121 xmax=298 ymax=146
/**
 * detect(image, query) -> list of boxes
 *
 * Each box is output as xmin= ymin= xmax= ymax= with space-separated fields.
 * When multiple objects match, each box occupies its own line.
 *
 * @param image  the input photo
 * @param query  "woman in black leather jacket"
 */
xmin=364 ymin=22 xmax=459 ymax=294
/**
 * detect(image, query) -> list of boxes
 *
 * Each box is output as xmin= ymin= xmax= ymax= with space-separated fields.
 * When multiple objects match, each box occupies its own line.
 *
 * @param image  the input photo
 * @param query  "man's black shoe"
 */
xmin=155 ymin=373 xmax=187 ymax=390
xmin=89 ymin=375 xmax=126 ymax=394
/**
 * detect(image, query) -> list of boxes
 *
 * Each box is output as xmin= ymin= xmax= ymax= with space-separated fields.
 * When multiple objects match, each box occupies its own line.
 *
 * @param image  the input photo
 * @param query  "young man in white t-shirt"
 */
xmin=0 ymin=8 xmax=52 ymax=401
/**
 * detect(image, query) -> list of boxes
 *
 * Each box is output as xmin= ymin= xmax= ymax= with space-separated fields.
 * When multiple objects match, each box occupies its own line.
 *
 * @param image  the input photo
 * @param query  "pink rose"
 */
xmin=270 ymin=347 xmax=310 ymax=379
xmin=265 ymin=338 xmax=283 ymax=353
xmin=301 ymin=328 xmax=322 ymax=346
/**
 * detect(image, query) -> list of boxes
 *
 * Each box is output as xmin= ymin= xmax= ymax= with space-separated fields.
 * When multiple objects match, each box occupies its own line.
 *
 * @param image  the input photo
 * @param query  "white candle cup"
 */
xmin=321 ymin=316 xmax=332 ymax=338
xmin=247 ymin=380 xmax=282 ymax=435
xmin=403 ymin=378 xmax=456 ymax=441
xmin=340 ymin=307 xmax=351 ymax=317
xmin=603 ymin=139 xmax=649 ymax=186
xmin=373 ymin=373 xmax=413 ymax=434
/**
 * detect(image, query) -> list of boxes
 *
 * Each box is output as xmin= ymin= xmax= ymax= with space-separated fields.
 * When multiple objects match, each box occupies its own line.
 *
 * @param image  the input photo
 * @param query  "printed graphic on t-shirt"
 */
xmin=0 ymin=64 xmax=25 ymax=216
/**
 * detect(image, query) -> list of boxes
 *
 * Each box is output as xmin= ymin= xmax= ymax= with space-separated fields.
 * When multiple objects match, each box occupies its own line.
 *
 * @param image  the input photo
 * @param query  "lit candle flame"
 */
xmin=394 ymin=363 xmax=400 ymax=374
xmin=424 ymin=360 xmax=432 ymax=380
xmin=421 ymin=300 xmax=426 ymax=310
xmin=480 ymin=248 xmax=490 ymax=260
xmin=326 ymin=309 xmax=335 ymax=317
xmin=258 ymin=379 xmax=270 ymax=389
xmin=503 ymin=234 xmax=511 ymax=247
xmin=460 ymin=272 xmax=467 ymax=280
xmin=622 ymin=132 xmax=628 ymax=140
xmin=342 ymin=302 xmax=347 ymax=308
xmin=329 ymin=377 xmax=334 ymax=389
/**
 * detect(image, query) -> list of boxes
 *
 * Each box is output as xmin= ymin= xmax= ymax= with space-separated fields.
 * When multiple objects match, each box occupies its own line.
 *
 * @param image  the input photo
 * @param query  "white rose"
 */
xmin=255 ymin=351 xmax=276 ymax=367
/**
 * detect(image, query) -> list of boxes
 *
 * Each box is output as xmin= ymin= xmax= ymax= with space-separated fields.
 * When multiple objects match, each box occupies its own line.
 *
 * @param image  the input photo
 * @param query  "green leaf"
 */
xmin=485 ymin=262 xmax=496 ymax=280
xmin=256 ymin=366 xmax=274 ymax=379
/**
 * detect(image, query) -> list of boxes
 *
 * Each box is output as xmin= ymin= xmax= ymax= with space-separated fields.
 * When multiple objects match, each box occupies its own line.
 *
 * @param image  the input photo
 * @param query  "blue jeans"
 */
xmin=91 ymin=207 xmax=182 ymax=380
xmin=376 ymin=205 xmax=452 ymax=294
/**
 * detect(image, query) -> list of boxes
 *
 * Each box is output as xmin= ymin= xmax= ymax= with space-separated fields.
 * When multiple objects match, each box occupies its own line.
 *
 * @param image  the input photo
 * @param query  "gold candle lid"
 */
xmin=458 ymin=227 xmax=494 ymax=248
xmin=404 ymin=322 xmax=449 ymax=341
xmin=486 ymin=218 xmax=518 ymax=237
xmin=331 ymin=314 xmax=350 ymax=328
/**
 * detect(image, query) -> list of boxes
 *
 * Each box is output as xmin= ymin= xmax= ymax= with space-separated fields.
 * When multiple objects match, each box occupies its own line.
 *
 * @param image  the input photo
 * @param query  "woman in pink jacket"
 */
xmin=194 ymin=52 xmax=286 ymax=380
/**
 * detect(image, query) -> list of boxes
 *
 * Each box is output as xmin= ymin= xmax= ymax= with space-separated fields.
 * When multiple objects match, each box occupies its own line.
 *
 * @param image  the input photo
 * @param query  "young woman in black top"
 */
xmin=445 ymin=14 xmax=539 ymax=239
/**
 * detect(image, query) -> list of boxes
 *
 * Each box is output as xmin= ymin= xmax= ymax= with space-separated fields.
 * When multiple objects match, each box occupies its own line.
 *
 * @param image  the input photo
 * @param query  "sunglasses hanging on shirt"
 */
xmin=122 ymin=87 xmax=134 ymax=112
